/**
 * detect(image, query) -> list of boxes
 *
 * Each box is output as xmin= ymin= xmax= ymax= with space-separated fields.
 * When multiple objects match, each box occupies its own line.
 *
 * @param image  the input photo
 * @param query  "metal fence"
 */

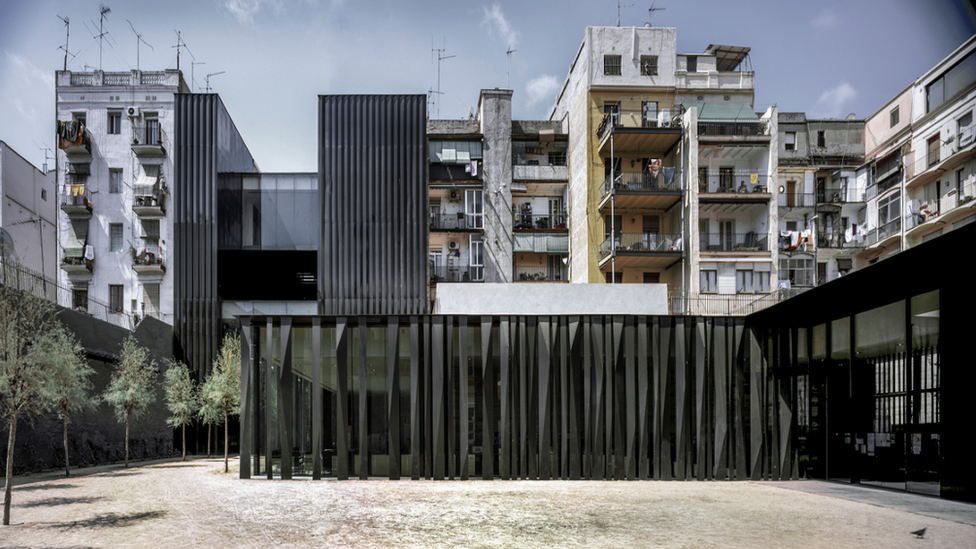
xmin=668 ymin=288 xmax=809 ymax=316
xmin=0 ymin=259 xmax=135 ymax=330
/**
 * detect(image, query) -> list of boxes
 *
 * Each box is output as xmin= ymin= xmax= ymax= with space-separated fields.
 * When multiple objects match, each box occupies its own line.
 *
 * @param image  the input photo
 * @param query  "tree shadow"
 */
xmin=94 ymin=470 xmax=141 ymax=478
xmin=18 ymin=496 xmax=104 ymax=508
xmin=45 ymin=510 xmax=167 ymax=530
xmin=12 ymin=483 xmax=78 ymax=492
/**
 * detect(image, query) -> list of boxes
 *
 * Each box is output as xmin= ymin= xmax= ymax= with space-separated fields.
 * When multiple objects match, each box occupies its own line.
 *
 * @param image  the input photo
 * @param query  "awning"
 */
xmin=64 ymin=220 xmax=89 ymax=257
xmin=683 ymin=102 xmax=760 ymax=123
xmin=134 ymin=172 xmax=160 ymax=195
xmin=513 ymin=234 xmax=568 ymax=254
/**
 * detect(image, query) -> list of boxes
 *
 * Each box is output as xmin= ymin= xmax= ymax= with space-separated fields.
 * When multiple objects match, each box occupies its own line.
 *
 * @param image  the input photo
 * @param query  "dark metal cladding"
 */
xmin=318 ymin=95 xmax=428 ymax=316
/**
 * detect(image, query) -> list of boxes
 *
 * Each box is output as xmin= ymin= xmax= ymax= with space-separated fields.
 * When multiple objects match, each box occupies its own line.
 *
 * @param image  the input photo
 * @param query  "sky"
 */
xmin=1 ymin=0 xmax=973 ymax=172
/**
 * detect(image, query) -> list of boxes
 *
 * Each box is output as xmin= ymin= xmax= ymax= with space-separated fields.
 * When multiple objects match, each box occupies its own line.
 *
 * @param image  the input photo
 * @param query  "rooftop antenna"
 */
xmin=172 ymin=30 xmax=195 ymax=72
xmin=647 ymin=3 xmax=666 ymax=26
xmin=431 ymin=37 xmax=455 ymax=118
xmin=506 ymin=46 xmax=516 ymax=88
xmin=57 ymin=15 xmax=74 ymax=71
xmin=192 ymin=61 xmax=205 ymax=92
xmin=33 ymin=141 xmax=53 ymax=173
xmin=97 ymin=4 xmax=110 ymax=70
xmin=126 ymin=20 xmax=153 ymax=71
xmin=205 ymin=71 xmax=225 ymax=93
xmin=426 ymin=87 xmax=442 ymax=118
xmin=617 ymin=1 xmax=634 ymax=26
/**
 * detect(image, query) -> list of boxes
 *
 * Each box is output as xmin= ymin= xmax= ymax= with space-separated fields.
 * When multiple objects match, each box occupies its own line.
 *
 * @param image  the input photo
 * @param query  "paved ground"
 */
xmin=1 ymin=457 xmax=974 ymax=548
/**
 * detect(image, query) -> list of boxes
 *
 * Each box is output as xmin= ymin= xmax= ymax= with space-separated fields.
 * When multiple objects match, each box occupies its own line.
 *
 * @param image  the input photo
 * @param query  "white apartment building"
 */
xmin=56 ymin=69 xmax=188 ymax=325
xmin=0 ymin=141 xmax=57 ymax=282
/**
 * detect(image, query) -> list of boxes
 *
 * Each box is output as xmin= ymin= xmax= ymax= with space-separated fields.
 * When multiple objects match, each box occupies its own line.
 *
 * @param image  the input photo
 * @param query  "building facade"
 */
xmin=0 ymin=141 xmax=56 ymax=282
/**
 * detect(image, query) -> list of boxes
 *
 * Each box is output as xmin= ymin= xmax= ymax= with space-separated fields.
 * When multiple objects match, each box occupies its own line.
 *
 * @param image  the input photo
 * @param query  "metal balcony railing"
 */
xmin=600 ymin=233 xmax=683 ymax=257
xmin=816 ymin=233 xmax=866 ymax=249
xmin=61 ymin=188 xmax=93 ymax=210
xmin=514 ymin=266 xmax=564 ymax=282
xmin=904 ymin=126 xmax=975 ymax=181
xmin=777 ymin=192 xmax=816 ymax=208
xmin=699 ymin=174 xmax=771 ymax=194
xmin=816 ymin=186 xmax=867 ymax=204
xmin=697 ymin=119 xmax=769 ymax=137
xmin=430 ymin=214 xmax=483 ymax=231
xmin=597 ymin=109 xmax=682 ymax=140
xmin=512 ymin=213 xmax=568 ymax=230
xmin=429 ymin=264 xmax=481 ymax=282
xmin=699 ymin=232 xmax=768 ymax=252
xmin=132 ymin=123 xmax=164 ymax=146
xmin=133 ymin=184 xmax=165 ymax=210
xmin=668 ymin=288 xmax=808 ymax=316
xmin=601 ymin=169 xmax=683 ymax=196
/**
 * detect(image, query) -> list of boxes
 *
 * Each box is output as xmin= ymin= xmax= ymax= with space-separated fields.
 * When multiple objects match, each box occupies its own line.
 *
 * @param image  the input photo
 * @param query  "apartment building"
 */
xmin=776 ymin=114 xmax=865 ymax=287
xmin=549 ymin=26 xmax=778 ymax=314
xmin=859 ymin=36 xmax=976 ymax=266
xmin=55 ymin=69 xmax=188 ymax=325
xmin=0 ymin=141 xmax=56 ymax=282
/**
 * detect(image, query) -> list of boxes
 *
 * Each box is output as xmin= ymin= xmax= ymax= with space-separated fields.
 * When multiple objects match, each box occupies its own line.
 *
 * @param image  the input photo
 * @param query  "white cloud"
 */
xmin=5 ymin=52 xmax=54 ymax=89
xmin=814 ymin=82 xmax=857 ymax=119
xmin=482 ymin=4 xmax=518 ymax=49
xmin=526 ymin=75 xmax=559 ymax=106
xmin=811 ymin=8 xmax=839 ymax=32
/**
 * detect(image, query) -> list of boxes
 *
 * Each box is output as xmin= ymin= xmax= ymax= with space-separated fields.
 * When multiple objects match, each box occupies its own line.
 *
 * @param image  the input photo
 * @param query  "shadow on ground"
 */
xmin=12 ymin=484 xmax=77 ymax=492
xmin=17 ymin=496 xmax=105 ymax=508
xmin=43 ymin=510 xmax=167 ymax=530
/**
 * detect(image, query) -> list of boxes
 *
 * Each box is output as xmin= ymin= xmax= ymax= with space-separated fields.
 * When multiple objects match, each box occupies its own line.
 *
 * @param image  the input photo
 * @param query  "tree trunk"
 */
xmin=63 ymin=416 xmax=70 ymax=477
xmin=224 ymin=409 xmax=229 ymax=473
xmin=206 ymin=423 xmax=211 ymax=458
xmin=125 ymin=408 xmax=130 ymax=468
xmin=4 ymin=414 xmax=18 ymax=526
xmin=181 ymin=422 xmax=186 ymax=461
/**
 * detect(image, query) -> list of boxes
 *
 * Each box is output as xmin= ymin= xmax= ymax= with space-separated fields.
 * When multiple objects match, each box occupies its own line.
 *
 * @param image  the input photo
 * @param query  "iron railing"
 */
xmin=816 ymin=233 xmax=866 ymax=249
xmin=777 ymin=192 xmax=816 ymax=208
xmin=514 ymin=266 xmax=564 ymax=282
xmin=601 ymin=233 xmax=683 ymax=257
xmin=699 ymin=232 xmax=768 ymax=251
xmin=816 ymin=186 xmax=867 ymax=203
xmin=429 ymin=264 xmax=481 ymax=282
xmin=430 ymin=214 xmax=483 ymax=231
xmin=601 ymin=169 xmax=683 ymax=196
xmin=132 ymin=123 xmax=164 ymax=146
xmin=668 ymin=288 xmax=809 ymax=316
xmin=512 ymin=213 xmax=568 ymax=230
xmin=699 ymin=174 xmax=771 ymax=194
xmin=697 ymin=119 xmax=769 ymax=137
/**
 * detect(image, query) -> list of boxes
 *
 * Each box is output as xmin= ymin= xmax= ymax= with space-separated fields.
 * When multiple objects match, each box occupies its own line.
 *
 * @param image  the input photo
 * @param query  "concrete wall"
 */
xmin=479 ymin=89 xmax=514 ymax=283
xmin=0 ymin=141 xmax=57 ymax=280
xmin=435 ymin=282 xmax=668 ymax=315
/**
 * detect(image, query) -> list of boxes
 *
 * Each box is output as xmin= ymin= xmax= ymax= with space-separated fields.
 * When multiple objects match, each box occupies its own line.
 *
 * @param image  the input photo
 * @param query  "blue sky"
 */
xmin=1 ymin=0 xmax=973 ymax=172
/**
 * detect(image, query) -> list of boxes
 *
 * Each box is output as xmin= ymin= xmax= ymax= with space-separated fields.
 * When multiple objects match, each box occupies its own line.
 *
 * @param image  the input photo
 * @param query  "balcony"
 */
xmin=697 ymin=120 xmax=769 ymax=138
xmin=513 ymin=233 xmax=568 ymax=254
xmin=131 ymin=124 xmax=166 ymax=157
xmin=816 ymin=232 xmax=866 ymax=249
xmin=674 ymin=70 xmax=755 ymax=91
xmin=599 ymin=232 xmax=683 ymax=270
xmin=699 ymin=232 xmax=768 ymax=252
xmin=596 ymin=109 xmax=682 ymax=155
xmin=132 ymin=253 xmax=165 ymax=275
xmin=512 ymin=164 xmax=569 ymax=183
xmin=904 ymin=127 xmax=976 ymax=191
xmin=60 ymin=255 xmax=92 ymax=275
xmin=698 ymin=174 xmax=771 ymax=204
xmin=599 ymin=169 xmax=683 ymax=212
xmin=779 ymin=231 xmax=814 ymax=252
xmin=514 ymin=266 xmax=566 ymax=282
xmin=60 ymin=189 xmax=93 ymax=218
xmin=512 ymin=213 xmax=568 ymax=231
xmin=133 ymin=185 xmax=166 ymax=217
xmin=429 ymin=263 xmax=481 ymax=283
xmin=777 ymin=192 xmax=816 ymax=209
xmin=430 ymin=214 xmax=482 ymax=232
xmin=866 ymin=218 xmax=901 ymax=248
xmin=816 ymin=185 xmax=867 ymax=204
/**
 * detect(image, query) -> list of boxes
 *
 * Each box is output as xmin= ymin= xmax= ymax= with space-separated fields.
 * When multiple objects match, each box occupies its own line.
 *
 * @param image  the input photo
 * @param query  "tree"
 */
xmin=163 ymin=360 xmax=198 ymax=461
xmin=103 ymin=336 xmax=157 ymax=468
xmin=197 ymin=389 xmax=221 ymax=458
xmin=46 ymin=326 xmax=94 ymax=477
xmin=199 ymin=333 xmax=241 ymax=473
xmin=0 ymin=264 xmax=62 ymax=525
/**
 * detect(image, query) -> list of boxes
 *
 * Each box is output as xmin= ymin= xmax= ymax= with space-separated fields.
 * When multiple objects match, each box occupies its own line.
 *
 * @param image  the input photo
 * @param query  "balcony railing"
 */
xmin=600 ymin=233 xmax=683 ymax=257
xmin=133 ymin=185 xmax=165 ymax=215
xmin=816 ymin=232 xmax=866 ymax=249
xmin=697 ymin=119 xmax=769 ymax=137
xmin=513 ymin=213 xmax=568 ymax=230
xmin=514 ymin=266 xmax=564 ymax=282
xmin=816 ymin=186 xmax=867 ymax=203
xmin=668 ymin=287 xmax=808 ymax=316
xmin=430 ymin=214 xmax=483 ymax=231
xmin=60 ymin=188 xmax=93 ymax=216
xmin=133 ymin=253 xmax=165 ymax=274
xmin=699 ymin=174 xmax=771 ymax=194
xmin=699 ymin=232 xmax=768 ymax=252
xmin=60 ymin=255 xmax=93 ymax=274
xmin=777 ymin=192 xmax=816 ymax=208
xmin=131 ymin=124 xmax=166 ymax=156
xmin=866 ymin=218 xmax=901 ymax=246
xmin=601 ymin=169 xmax=683 ymax=196
xmin=597 ymin=109 xmax=682 ymax=141
xmin=904 ymin=126 xmax=975 ymax=183
xmin=429 ymin=264 xmax=482 ymax=282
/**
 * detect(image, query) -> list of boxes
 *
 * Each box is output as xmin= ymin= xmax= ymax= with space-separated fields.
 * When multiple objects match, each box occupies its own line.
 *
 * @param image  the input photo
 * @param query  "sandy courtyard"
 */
xmin=0 ymin=458 xmax=972 ymax=548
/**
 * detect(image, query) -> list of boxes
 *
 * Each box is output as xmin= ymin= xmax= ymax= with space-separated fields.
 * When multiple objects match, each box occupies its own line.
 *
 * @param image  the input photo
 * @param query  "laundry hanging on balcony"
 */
xmin=56 ymin=119 xmax=91 ymax=151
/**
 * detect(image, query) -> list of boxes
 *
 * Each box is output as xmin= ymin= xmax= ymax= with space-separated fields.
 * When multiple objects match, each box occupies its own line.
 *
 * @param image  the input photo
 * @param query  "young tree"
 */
xmin=46 ymin=326 xmax=94 ymax=477
xmin=163 ymin=360 xmax=198 ymax=461
xmin=199 ymin=333 xmax=241 ymax=473
xmin=103 ymin=336 xmax=157 ymax=468
xmin=197 ymin=391 xmax=221 ymax=458
xmin=0 ymin=264 xmax=61 ymax=525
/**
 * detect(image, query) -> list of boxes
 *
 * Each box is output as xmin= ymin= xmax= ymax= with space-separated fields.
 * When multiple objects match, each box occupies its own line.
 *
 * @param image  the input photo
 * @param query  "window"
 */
xmin=640 ymin=55 xmax=658 ymax=76
xmin=889 ymin=106 xmax=899 ymax=128
xmin=110 ymin=168 xmax=122 ymax=194
xmin=686 ymin=56 xmax=697 ymax=73
xmin=928 ymin=133 xmax=941 ymax=167
xmin=605 ymin=272 xmax=623 ymax=284
xmin=700 ymin=270 xmax=717 ymax=292
xmin=779 ymin=256 xmax=814 ymax=287
xmin=642 ymin=101 xmax=658 ymax=127
xmin=469 ymin=235 xmax=484 ymax=281
xmin=604 ymin=214 xmax=622 ymax=238
xmin=925 ymin=49 xmax=976 ymax=113
xmin=141 ymin=219 xmax=160 ymax=240
xmin=878 ymin=191 xmax=901 ymax=234
xmin=72 ymin=287 xmax=88 ymax=310
xmin=143 ymin=283 xmax=160 ymax=318
xmin=109 ymin=223 xmax=124 ymax=252
xmin=786 ymin=221 xmax=797 ymax=232
xmin=817 ymin=130 xmax=826 ymax=148
xmin=604 ymin=55 xmax=622 ymax=76
xmin=73 ymin=112 xmax=86 ymax=126
xmin=144 ymin=113 xmax=160 ymax=144
xmin=464 ymin=189 xmax=483 ymax=229
xmin=959 ymin=111 xmax=973 ymax=146
xmin=109 ymin=285 xmax=124 ymax=314
xmin=698 ymin=167 xmax=708 ymax=190
xmin=548 ymin=151 xmax=566 ymax=166
xmin=736 ymin=270 xmax=754 ymax=293
xmin=41 ymin=189 xmax=47 ymax=201
xmin=784 ymin=132 xmax=796 ymax=151
xmin=603 ymin=103 xmax=620 ymax=125
xmin=108 ymin=111 xmax=122 ymax=134
xmin=757 ymin=271 xmax=770 ymax=292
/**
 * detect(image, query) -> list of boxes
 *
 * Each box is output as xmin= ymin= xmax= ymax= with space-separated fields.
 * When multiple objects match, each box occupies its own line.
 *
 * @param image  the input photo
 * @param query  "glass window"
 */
xmin=700 ymin=270 xmax=717 ymax=292
xmin=640 ymin=55 xmax=658 ymax=76
xmin=784 ymin=132 xmax=796 ymax=150
xmin=110 ymin=168 xmax=122 ymax=194
xmin=736 ymin=270 xmax=754 ymax=293
xmin=143 ymin=283 xmax=160 ymax=318
xmin=465 ymin=189 xmax=483 ymax=229
xmin=109 ymin=284 xmax=123 ymax=313
xmin=604 ymin=55 xmax=622 ymax=76
xmin=108 ymin=111 xmax=122 ymax=134
xmin=72 ymin=287 xmax=88 ymax=310
xmin=889 ymin=106 xmax=899 ymax=128
xmin=109 ymin=223 xmax=123 ymax=251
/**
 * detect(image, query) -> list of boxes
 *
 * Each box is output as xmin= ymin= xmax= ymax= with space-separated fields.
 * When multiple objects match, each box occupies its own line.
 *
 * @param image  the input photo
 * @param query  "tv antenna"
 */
xmin=126 ymin=20 xmax=153 ymax=71
xmin=647 ymin=3 xmax=666 ymax=26
xmin=205 ymin=71 xmax=225 ymax=93
xmin=57 ymin=15 xmax=75 ymax=71
xmin=617 ymin=1 xmax=634 ymax=26
xmin=33 ymin=141 xmax=54 ymax=173
xmin=172 ymin=30 xmax=195 ymax=72
xmin=426 ymin=87 xmax=443 ymax=119
xmin=506 ymin=46 xmax=516 ymax=88
xmin=96 ymin=4 xmax=111 ymax=70
xmin=431 ymin=38 xmax=455 ymax=118
xmin=192 ymin=61 xmax=205 ymax=92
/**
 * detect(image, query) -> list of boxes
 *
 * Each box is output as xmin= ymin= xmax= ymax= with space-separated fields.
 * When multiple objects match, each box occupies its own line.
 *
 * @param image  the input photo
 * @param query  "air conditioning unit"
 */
xmin=450 ymin=191 xmax=458 ymax=200
xmin=127 ymin=106 xmax=141 ymax=117
xmin=448 ymin=241 xmax=460 ymax=251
